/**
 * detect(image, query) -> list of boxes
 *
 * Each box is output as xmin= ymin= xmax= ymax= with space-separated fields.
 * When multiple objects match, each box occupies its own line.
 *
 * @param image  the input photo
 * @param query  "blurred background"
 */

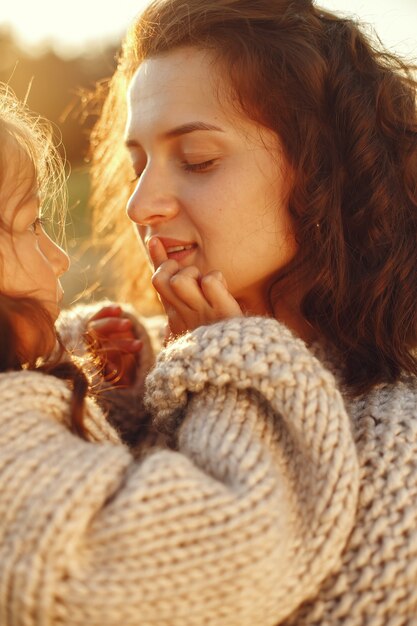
xmin=1 ymin=0 xmax=416 ymax=308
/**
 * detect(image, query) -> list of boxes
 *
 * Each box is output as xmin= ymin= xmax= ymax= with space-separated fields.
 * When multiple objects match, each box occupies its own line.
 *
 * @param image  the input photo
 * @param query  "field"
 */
xmin=61 ymin=166 xmax=114 ymax=308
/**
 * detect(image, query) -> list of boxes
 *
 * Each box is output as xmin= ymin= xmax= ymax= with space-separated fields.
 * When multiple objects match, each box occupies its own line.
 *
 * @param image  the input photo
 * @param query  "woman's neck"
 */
xmin=237 ymin=284 xmax=317 ymax=344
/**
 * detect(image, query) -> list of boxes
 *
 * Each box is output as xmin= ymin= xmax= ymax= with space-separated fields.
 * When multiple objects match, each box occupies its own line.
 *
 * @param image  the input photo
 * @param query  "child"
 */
xmin=90 ymin=0 xmax=417 ymax=624
xmin=0 ymin=84 xmax=155 ymax=441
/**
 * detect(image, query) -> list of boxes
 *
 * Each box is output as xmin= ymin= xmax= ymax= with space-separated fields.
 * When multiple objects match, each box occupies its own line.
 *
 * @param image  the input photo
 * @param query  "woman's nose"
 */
xmin=126 ymin=169 xmax=180 ymax=226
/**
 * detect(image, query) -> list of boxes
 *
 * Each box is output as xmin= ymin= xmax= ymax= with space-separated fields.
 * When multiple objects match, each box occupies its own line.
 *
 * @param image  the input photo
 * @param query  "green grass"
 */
xmin=61 ymin=165 xmax=111 ymax=308
xmin=67 ymin=165 xmax=92 ymax=241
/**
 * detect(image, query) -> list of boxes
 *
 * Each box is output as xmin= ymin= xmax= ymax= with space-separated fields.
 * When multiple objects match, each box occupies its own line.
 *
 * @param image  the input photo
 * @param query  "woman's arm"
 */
xmin=0 ymin=317 xmax=359 ymax=626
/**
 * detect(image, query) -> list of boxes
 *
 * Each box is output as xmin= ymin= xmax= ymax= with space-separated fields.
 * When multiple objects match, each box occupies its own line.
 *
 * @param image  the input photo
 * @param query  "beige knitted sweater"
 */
xmin=1 ymin=316 xmax=417 ymax=626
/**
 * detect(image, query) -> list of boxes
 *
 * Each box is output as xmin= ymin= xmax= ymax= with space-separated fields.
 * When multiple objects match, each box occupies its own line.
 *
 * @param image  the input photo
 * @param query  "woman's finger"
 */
xmin=168 ymin=266 xmax=208 ymax=311
xmin=151 ymin=259 xmax=184 ymax=306
xmin=200 ymin=271 xmax=243 ymax=317
xmin=149 ymin=260 xmax=190 ymax=334
xmin=148 ymin=236 xmax=168 ymax=270
xmin=153 ymin=263 xmax=212 ymax=328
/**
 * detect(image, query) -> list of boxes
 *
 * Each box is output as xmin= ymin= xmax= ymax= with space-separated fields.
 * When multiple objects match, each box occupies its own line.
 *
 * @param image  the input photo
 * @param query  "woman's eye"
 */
xmin=182 ymin=159 xmax=217 ymax=173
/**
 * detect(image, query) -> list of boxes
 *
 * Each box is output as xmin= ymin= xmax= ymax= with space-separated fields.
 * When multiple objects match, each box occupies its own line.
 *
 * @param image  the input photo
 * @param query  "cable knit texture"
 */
xmin=1 ymin=316 xmax=416 ymax=625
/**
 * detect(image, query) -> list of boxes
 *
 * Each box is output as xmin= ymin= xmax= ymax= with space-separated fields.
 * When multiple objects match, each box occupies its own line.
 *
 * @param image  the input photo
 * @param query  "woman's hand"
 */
xmin=85 ymin=305 xmax=143 ymax=387
xmin=148 ymin=237 xmax=243 ymax=338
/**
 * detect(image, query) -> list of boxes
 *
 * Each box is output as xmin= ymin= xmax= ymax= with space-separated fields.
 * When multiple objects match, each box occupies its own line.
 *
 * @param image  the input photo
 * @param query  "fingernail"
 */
xmin=147 ymin=237 xmax=158 ymax=250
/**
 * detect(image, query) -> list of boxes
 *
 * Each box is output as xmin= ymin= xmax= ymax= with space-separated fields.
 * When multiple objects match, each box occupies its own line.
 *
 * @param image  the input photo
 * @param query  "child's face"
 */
xmin=125 ymin=46 xmax=297 ymax=315
xmin=0 ymin=149 xmax=70 ymax=324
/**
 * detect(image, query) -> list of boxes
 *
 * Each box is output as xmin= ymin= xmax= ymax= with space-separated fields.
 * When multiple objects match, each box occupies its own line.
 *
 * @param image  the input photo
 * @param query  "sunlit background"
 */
xmin=1 ymin=0 xmax=142 ymax=56
xmin=3 ymin=0 xmax=416 ymax=57
xmin=1 ymin=0 xmax=416 ymax=306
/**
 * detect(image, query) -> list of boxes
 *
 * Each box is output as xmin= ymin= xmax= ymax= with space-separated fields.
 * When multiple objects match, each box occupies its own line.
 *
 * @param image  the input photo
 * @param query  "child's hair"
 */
xmin=89 ymin=0 xmax=417 ymax=394
xmin=0 ymin=84 xmax=88 ymax=437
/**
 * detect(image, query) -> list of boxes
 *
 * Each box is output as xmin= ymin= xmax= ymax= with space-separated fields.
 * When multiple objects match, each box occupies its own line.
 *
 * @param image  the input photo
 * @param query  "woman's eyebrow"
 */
xmin=125 ymin=121 xmax=224 ymax=147
xmin=164 ymin=121 xmax=224 ymax=138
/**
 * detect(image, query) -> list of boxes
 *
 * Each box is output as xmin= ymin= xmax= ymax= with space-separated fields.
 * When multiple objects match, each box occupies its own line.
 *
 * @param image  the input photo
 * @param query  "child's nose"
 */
xmin=43 ymin=235 xmax=70 ymax=276
xmin=55 ymin=245 xmax=71 ymax=276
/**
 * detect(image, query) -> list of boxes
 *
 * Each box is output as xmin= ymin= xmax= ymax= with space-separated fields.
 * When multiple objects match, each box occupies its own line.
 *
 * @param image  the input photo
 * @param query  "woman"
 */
xmin=89 ymin=0 xmax=417 ymax=621
xmin=1 ymin=2 xmax=417 ymax=626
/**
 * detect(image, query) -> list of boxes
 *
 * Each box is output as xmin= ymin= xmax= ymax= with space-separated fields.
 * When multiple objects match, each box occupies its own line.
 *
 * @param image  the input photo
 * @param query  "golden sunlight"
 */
xmin=1 ymin=0 xmax=149 ymax=55
xmin=0 ymin=0 xmax=416 ymax=58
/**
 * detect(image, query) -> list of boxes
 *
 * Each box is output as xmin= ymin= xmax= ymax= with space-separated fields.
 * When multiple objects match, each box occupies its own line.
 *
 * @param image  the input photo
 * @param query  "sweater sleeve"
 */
xmin=0 ymin=317 xmax=359 ymax=626
xmin=56 ymin=301 xmax=166 ymax=445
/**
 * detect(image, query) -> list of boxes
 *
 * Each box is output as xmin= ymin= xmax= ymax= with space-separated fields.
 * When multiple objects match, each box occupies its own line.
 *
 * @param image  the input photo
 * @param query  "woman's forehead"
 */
xmin=125 ymin=48 xmax=262 ymax=146
xmin=127 ymin=49 xmax=230 ymax=115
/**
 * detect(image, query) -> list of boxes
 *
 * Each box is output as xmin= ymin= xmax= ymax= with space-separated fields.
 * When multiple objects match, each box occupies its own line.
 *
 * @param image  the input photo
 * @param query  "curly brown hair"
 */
xmin=90 ymin=0 xmax=417 ymax=394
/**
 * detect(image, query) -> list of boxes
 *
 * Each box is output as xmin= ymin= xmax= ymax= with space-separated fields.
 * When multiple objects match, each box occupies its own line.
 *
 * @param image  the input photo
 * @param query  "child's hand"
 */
xmin=85 ymin=305 xmax=143 ymax=386
xmin=148 ymin=237 xmax=243 ymax=338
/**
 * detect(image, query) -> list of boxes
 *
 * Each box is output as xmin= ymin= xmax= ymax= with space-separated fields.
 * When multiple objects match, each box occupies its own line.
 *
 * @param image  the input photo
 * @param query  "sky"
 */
xmin=1 ymin=0 xmax=416 ymax=59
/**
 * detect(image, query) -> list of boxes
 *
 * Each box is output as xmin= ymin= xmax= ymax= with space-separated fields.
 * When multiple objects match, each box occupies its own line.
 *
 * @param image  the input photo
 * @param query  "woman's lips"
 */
xmin=156 ymin=237 xmax=198 ymax=262
xmin=166 ymin=244 xmax=197 ymax=262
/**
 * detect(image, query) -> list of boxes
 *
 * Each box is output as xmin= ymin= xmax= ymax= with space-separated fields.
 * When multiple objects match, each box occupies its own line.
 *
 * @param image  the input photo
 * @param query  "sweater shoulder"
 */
xmin=348 ymin=374 xmax=417 ymax=444
xmin=0 ymin=369 xmax=121 ymax=445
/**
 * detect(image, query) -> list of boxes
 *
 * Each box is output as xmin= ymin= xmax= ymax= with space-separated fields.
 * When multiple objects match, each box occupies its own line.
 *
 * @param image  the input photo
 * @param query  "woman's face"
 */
xmin=125 ymin=46 xmax=297 ymax=315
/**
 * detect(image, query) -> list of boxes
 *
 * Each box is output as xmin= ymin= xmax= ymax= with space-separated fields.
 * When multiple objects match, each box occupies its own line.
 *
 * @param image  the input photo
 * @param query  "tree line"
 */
xmin=0 ymin=27 xmax=118 ymax=165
